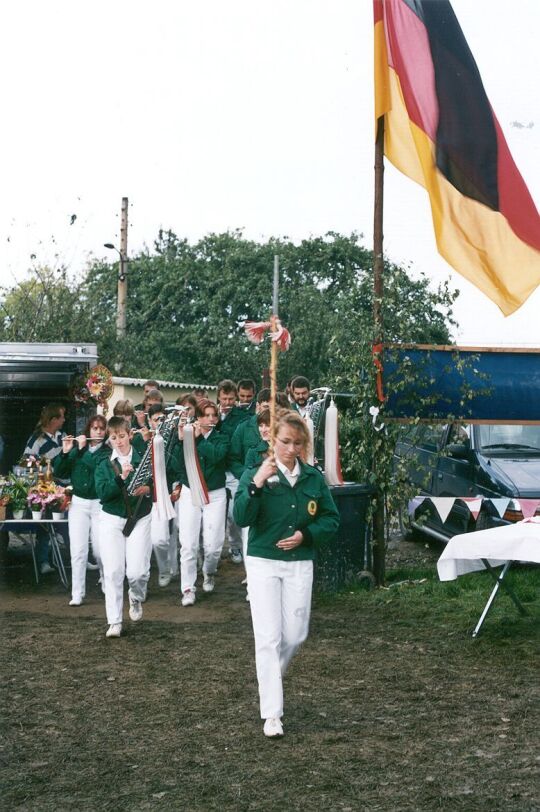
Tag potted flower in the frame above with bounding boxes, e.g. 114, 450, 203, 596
27, 489, 45, 520
45, 486, 68, 520
6, 476, 29, 519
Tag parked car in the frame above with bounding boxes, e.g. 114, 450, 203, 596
394, 422, 540, 541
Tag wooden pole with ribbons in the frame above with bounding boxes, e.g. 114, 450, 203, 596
269, 255, 279, 458
244, 254, 291, 468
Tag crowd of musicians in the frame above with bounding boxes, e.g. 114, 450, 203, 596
21, 376, 339, 738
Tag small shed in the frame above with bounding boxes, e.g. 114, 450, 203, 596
110, 376, 217, 412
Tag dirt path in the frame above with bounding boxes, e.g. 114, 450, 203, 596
2, 533, 537, 812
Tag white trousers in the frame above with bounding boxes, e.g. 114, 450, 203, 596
99, 512, 152, 624
169, 514, 179, 576
225, 472, 242, 553
245, 556, 313, 719
177, 486, 226, 593
151, 504, 171, 577
68, 495, 102, 601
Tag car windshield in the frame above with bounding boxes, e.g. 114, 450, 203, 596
477, 424, 540, 454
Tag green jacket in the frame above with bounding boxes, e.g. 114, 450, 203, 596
244, 439, 269, 471
94, 445, 153, 518
53, 443, 110, 500
218, 406, 251, 439
228, 415, 261, 479
168, 429, 229, 492
233, 461, 339, 561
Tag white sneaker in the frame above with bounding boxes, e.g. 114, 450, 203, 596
106, 623, 122, 638
202, 574, 215, 593
158, 574, 171, 588
69, 597, 83, 606
263, 717, 284, 738
128, 596, 143, 622
181, 589, 196, 607
230, 550, 243, 565
40, 562, 54, 575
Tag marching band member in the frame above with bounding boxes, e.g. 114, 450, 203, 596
95, 416, 153, 638
169, 399, 229, 606
145, 403, 175, 587
54, 415, 109, 606
290, 376, 311, 418
217, 379, 252, 565
234, 410, 339, 738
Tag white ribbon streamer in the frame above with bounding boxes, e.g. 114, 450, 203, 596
183, 424, 210, 507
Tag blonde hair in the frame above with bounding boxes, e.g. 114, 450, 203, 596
273, 410, 311, 463
113, 399, 135, 417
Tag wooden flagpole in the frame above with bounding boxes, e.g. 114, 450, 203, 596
372, 115, 386, 586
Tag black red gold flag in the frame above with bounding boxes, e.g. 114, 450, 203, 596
374, 0, 540, 316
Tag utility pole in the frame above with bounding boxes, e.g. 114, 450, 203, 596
116, 197, 129, 339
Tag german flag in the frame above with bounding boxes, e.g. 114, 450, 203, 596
374, 0, 540, 316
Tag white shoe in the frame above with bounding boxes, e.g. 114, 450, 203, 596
106, 623, 122, 638
263, 717, 284, 738
129, 595, 143, 622
202, 574, 215, 593
69, 597, 83, 606
158, 574, 171, 588
40, 562, 54, 575
230, 550, 243, 565
181, 589, 196, 607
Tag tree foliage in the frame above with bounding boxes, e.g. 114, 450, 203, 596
0, 230, 458, 389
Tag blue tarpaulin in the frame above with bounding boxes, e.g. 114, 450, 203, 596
382, 345, 540, 423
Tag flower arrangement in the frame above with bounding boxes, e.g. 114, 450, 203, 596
27, 481, 66, 512
72, 364, 113, 415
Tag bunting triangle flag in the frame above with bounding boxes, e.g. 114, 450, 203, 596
518, 499, 540, 519
430, 497, 456, 524
488, 498, 510, 519
460, 497, 483, 520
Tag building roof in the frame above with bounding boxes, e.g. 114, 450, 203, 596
112, 376, 217, 391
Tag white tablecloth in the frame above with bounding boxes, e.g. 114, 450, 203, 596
437, 518, 540, 581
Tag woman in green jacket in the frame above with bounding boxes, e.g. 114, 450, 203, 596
54, 415, 109, 606
234, 410, 340, 738
168, 399, 230, 606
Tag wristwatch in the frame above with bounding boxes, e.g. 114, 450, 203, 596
247, 480, 262, 498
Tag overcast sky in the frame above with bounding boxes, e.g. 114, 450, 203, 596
0, 0, 538, 346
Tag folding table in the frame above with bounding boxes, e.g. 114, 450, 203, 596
0, 518, 69, 589
437, 517, 540, 637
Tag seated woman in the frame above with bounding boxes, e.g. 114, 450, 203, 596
234, 410, 339, 739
